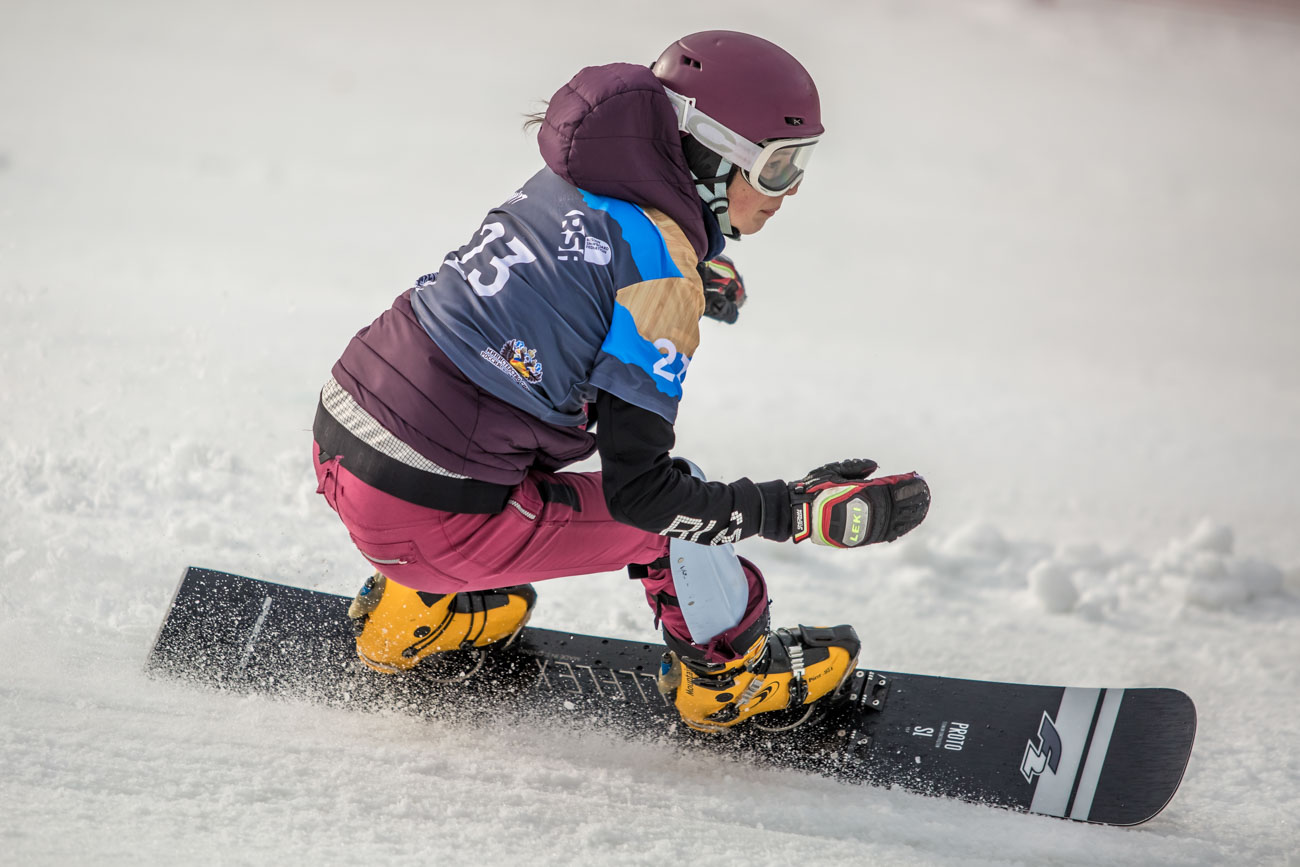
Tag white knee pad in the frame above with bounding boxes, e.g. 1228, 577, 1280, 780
669, 458, 750, 645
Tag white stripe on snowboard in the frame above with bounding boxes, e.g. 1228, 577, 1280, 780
1069, 688, 1125, 821
236, 595, 274, 674
1029, 687, 1100, 817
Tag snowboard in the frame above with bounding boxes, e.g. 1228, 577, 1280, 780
147, 567, 1196, 826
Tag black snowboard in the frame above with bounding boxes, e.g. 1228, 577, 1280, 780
147, 567, 1196, 826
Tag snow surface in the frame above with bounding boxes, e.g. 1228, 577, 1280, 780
3, 0, 1299, 863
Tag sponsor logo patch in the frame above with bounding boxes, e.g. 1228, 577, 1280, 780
583, 236, 611, 265
557, 209, 612, 265
481, 339, 543, 390
841, 497, 870, 546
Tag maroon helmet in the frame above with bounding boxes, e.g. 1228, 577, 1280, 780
653, 31, 821, 234
652, 30, 823, 143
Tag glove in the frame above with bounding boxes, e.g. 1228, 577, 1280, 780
699, 254, 746, 324
790, 459, 930, 547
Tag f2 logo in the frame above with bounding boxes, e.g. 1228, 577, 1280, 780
1021, 711, 1064, 783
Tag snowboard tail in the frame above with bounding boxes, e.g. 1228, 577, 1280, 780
148, 567, 1195, 826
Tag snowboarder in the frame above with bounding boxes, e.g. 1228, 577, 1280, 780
312, 30, 930, 732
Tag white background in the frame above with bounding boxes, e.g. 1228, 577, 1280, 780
2, 0, 1298, 863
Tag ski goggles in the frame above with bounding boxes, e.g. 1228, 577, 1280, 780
664, 88, 819, 197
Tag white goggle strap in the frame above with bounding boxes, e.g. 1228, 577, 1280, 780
663, 88, 763, 174
664, 89, 738, 235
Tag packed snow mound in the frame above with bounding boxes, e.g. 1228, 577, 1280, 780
885, 518, 1295, 618
1155, 519, 1288, 607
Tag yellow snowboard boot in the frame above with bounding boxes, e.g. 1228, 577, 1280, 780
347, 573, 536, 675
659, 625, 861, 733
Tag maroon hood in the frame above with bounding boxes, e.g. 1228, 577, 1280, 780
538, 62, 709, 261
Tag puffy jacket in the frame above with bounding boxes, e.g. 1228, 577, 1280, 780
321, 63, 791, 544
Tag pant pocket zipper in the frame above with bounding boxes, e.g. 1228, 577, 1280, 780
361, 552, 411, 565
507, 499, 537, 521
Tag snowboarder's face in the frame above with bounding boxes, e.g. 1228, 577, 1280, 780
727, 172, 800, 235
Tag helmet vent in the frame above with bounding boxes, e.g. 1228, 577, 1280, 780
785, 116, 805, 126
681, 54, 702, 69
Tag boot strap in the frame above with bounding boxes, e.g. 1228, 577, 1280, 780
734, 675, 767, 708
773, 629, 810, 708
787, 641, 806, 680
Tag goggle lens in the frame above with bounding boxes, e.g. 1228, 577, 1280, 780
749, 140, 818, 196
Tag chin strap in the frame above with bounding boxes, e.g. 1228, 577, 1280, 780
678, 129, 739, 239
694, 162, 736, 238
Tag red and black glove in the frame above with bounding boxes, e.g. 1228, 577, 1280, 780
699, 254, 746, 324
790, 459, 930, 547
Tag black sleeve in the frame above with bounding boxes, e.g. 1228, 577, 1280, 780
595, 390, 792, 543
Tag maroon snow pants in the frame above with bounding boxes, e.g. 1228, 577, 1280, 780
313, 444, 766, 656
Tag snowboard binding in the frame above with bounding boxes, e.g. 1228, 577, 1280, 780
658, 624, 862, 734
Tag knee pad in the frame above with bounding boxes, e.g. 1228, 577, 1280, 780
667, 457, 750, 646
